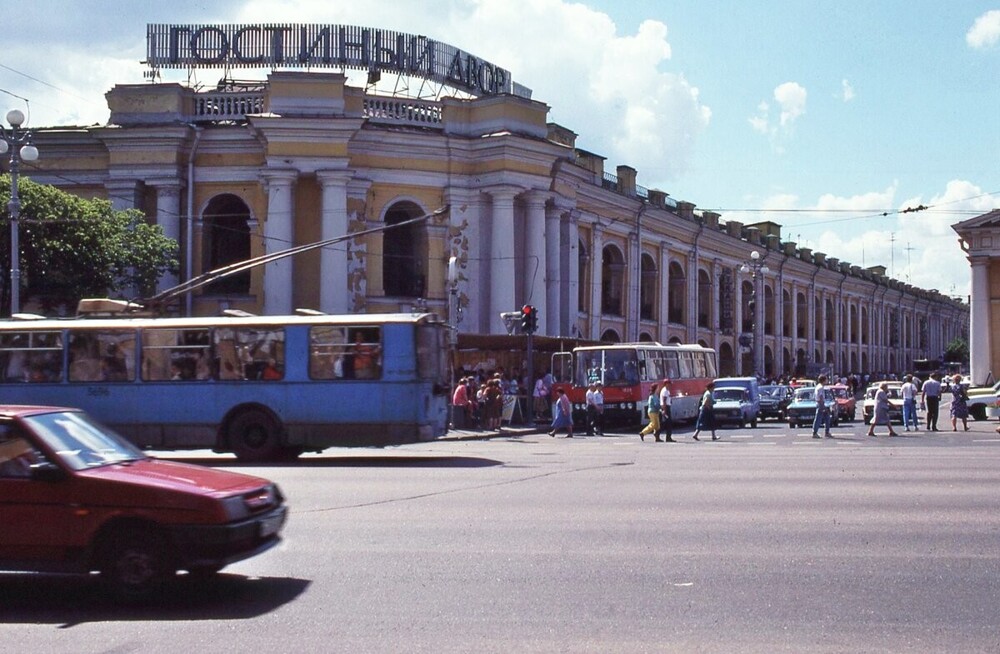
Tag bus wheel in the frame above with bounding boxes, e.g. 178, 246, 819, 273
970, 404, 987, 421
228, 409, 282, 462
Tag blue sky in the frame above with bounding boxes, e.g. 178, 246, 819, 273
2, 1, 998, 298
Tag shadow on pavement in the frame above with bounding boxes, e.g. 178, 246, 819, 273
171, 455, 505, 469
0, 572, 310, 625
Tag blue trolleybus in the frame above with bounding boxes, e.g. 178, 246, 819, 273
0, 304, 451, 461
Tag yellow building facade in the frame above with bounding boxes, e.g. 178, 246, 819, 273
22, 25, 966, 379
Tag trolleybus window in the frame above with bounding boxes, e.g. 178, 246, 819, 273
308, 326, 382, 380
141, 328, 211, 381
1, 331, 63, 382
67, 330, 134, 382
214, 327, 285, 381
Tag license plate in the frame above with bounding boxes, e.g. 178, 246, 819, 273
258, 512, 284, 538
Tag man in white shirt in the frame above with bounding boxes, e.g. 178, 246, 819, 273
901, 374, 919, 432
586, 382, 604, 435
658, 380, 674, 442
921, 373, 942, 431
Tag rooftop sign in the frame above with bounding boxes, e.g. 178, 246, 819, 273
146, 24, 530, 98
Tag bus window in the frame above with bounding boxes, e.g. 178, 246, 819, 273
348, 328, 381, 380
141, 328, 211, 381
664, 351, 680, 379
603, 349, 639, 386
309, 326, 349, 379
1, 331, 63, 382
68, 331, 133, 382
215, 327, 285, 381
416, 324, 448, 383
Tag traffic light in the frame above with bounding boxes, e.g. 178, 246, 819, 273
520, 305, 538, 334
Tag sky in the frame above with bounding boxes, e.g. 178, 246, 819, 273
2, 0, 998, 300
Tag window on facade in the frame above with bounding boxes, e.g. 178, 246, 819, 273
67, 330, 134, 382
141, 328, 211, 381
698, 269, 712, 328
203, 194, 252, 294
309, 326, 382, 380
383, 203, 427, 298
668, 261, 685, 324
1, 331, 64, 382
601, 245, 625, 316
639, 253, 656, 321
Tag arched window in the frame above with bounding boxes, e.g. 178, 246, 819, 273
668, 261, 686, 324
382, 202, 427, 298
639, 253, 657, 321
600, 329, 621, 343
202, 194, 252, 294
697, 269, 712, 328
601, 245, 625, 316
578, 241, 590, 313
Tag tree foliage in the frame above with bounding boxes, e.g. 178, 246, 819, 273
0, 174, 178, 315
943, 337, 969, 364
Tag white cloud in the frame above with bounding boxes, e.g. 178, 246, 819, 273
774, 82, 807, 127
840, 79, 855, 102
967, 10, 1000, 49
749, 82, 806, 151
231, 0, 712, 181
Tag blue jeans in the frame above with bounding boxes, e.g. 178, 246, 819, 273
812, 408, 831, 435
902, 398, 918, 429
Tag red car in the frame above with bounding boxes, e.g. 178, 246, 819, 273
0, 405, 287, 601
829, 384, 857, 422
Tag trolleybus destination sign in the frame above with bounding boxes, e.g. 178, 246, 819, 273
146, 23, 527, 98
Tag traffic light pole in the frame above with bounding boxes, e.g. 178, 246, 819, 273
525, 331, 534, 425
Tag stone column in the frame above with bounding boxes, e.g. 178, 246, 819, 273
563, 209, 580, 336
316, 170, 351, 314
545, 201, 566, 336
970, 256, 991, 385
148, 181, 183, 292
260, 169, 298, 315
105, 180, 142, 212
488, 187, 519, 334
589, 223, 604, 339
658, 247, 671, 341
523, 191, 549, 334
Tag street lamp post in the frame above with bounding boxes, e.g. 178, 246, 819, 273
739, 250, 770, 377
0, 109, 39, 317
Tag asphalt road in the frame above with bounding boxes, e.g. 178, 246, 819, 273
5, 416, 1000, 653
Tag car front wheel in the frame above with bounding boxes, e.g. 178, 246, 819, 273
97, 526, 172, 603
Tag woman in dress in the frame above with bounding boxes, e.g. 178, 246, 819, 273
866, 382, 899, 437
950, 374, 969, 432
548, 388, 574, 438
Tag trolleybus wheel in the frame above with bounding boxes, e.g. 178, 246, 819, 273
228, 409, 283, 462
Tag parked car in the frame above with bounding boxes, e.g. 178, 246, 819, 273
758, 384, 793, 421
786, 386, 839, 429
862, 382, 904, 424
712, 377, 760, 427
0, 405, 288, 601
829, 384, 857, 422
711, 386, 757, 427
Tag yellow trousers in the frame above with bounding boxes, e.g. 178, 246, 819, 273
639, 410, 660, 435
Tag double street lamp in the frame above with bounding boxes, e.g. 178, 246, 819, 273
739, 250, 770, 377
0, 109, 39, 317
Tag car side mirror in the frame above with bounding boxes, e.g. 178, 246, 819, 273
30, 461, 66, 482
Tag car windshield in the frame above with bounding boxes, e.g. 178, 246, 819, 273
794, 389, 816, 402
714, 389, 744, 401
23, 411, 147, 471
761, 386, 785, 398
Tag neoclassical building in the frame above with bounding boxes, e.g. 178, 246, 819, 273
22, 25, 966, 379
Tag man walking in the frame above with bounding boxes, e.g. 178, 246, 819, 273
922, 372, 942, 431
812, 374, 833, 439
901, 374, 919, 432
658, 380, 674, 442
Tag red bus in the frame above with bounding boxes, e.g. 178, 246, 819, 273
551, 342, 718, 426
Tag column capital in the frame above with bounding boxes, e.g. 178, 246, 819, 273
316, 169, 353, 187
260, 168, 299, 188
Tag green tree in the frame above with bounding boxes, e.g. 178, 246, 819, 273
943, 337, 969, 364
0, 174, 178, 315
